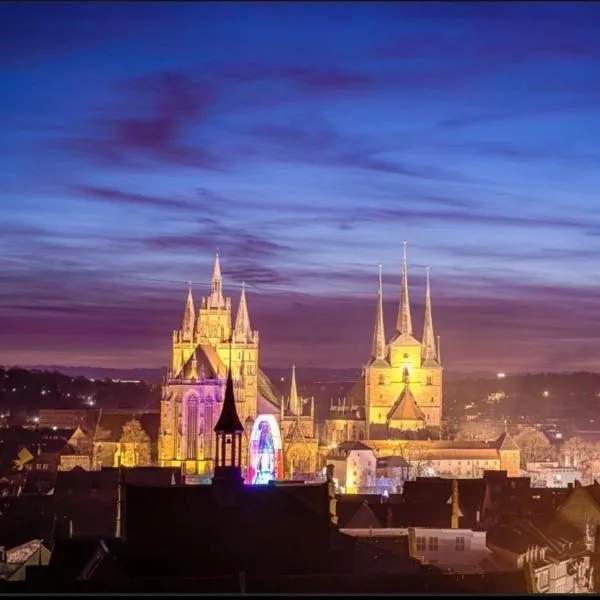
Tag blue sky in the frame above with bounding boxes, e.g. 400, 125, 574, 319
1, 2, 599, 372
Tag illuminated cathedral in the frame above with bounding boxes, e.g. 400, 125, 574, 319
322, 242, 443, 445
158, 254, 319, 481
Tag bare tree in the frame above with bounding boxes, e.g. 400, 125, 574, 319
514, 427, 553, 468
119, 419, 151, 467
456, 421, 502, 442
559, 437, 600, 484
393, 442, 433, 482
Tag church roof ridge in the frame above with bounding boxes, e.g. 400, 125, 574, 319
387, 383, 425, 422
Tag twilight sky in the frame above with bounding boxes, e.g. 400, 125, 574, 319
1, 2, 600, 374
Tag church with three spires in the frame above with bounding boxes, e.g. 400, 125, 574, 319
322, 242, 443, 445
158, 253, 320, 480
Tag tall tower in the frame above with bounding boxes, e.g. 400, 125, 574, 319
361, 245, 444, 435
221, 283, 259, 425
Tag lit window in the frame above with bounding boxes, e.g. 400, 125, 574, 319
456, 537, 465, 551
416, 536, 426, 551
428, 537, 439, 551
426, 375, 432, 385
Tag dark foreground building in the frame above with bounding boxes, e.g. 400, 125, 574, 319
1, 369, 528, 594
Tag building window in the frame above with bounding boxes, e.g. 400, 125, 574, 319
378, 375, 384, 385
455, 537, 465, 551
402, 368, 409, 383
416, 537, 426, 551
403, 353, 409, 359
426, 375, 432, 385
428, 537, 439, 551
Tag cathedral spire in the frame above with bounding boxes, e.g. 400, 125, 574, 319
371, 265, 386, 361
396, 240, 413, 336
234, 282, 252, 342
289, 365, 300, 416
182, 281, 195, 340
421, 266, 437, 361
208, 251, 225, 309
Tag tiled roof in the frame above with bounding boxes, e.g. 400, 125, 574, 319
494, 432, 520, 451
257, 369, 283, 410
177, 345, 223, 380
387, 385, 425, 423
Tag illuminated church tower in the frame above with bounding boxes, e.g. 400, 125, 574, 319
159, 253, 287, 477
324, 242, 443, 444
279, 366, 320, 478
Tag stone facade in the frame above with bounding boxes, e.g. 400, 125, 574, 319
158, 254, 319, 478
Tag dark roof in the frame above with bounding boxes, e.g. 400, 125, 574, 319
124, 481, 334, 577
94, 411, 159, 444
402, 478, 487, 527
344, 502, 383, 529
0, 495, 56, 548
213, 370, 243, 433
22, 470, 58, 495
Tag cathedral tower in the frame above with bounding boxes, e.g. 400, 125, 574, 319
159, 254, 293, 479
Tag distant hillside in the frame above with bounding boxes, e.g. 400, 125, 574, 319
20, 364, 492, 384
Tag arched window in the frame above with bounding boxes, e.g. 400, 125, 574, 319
186, 395, 198, 460
378, 374, 385, 385
426, 375, 433, 385
402, 367, 409, 383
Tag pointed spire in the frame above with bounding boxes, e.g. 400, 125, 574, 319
289, 365, 300, 416
234, 282, 252, 342
421, 266, 437, 361
182, 281, 195, 340
396, 240, 413, 336
214, 337, 244, 434
208, 251, 225, 309
371, 265, 386, 361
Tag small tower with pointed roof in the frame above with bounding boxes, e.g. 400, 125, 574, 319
280, 365, 319, 478
495, 428, 521, 477
213, 359, 245, 486
197, 252, 232, 346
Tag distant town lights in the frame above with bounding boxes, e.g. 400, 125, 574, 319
496, 372, 506, 379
